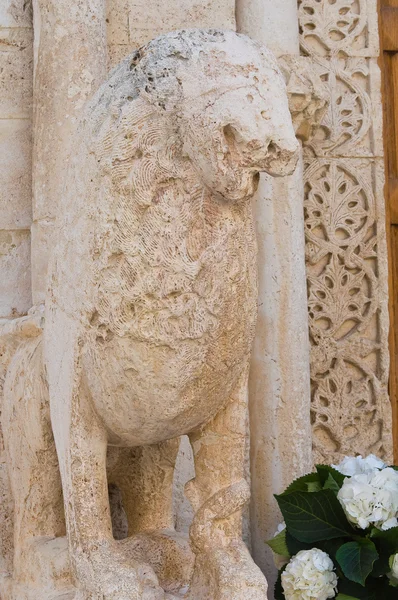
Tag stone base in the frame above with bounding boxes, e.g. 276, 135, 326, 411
7, 536, 76, 600
5, 535, 188, 600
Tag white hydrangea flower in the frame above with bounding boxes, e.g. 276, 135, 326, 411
389, 553, 398, 584
337, 467, 398, 530
272, 522, 289, 570
332, 454, 385, 477
281, 549, 338, 600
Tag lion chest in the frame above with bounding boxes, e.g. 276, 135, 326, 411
84, 186, 257, 444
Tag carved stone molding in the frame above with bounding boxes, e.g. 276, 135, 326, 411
298, 0, 380, 58
279, 55, 329, 142
304, 159, 391, 461
298, 0, 393, 462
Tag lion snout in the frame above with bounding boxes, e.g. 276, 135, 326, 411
262, 137, 300, 177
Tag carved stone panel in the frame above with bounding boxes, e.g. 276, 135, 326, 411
298, 0, 393, 462
305, 158, 391, 461
298, 0, 380, 58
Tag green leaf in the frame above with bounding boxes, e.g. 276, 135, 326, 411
266, 529, 290, 558
275, 489, 354, 543
284, 472, 322, 493
323, 538, 348, 562
307, 480, 323, 492
336, 595, 360, 600
324, 472, 342, 494
370, 527, 398, 555
285, 530, 312, 556
316, 464, 346, 489
336, 540, 379, 586
370, 527, 398, 576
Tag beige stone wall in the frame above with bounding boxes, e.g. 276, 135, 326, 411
107, 0, 236, 68
298, 0, 393, 464
0, 0, 33, 589
0, 1, 32, 318
31, 0, 107, 304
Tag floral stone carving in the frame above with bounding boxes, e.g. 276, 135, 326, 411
298, 0, 392, 463
0, 30, 299, 600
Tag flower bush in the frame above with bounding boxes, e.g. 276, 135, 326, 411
267, 455, 398, 600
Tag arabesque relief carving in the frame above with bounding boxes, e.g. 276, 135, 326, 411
0, 29, 299, 600
298, 0, 392, 462
302, 57, 372, 157
298, 0, 368, 57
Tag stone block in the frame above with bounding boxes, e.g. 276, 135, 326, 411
108, 43, 130, 69
236, 0, 299, 57
128, 0, 236, 48
0, 119, 32, 229
107, 0, 129, 47
0, 0, 32, 28
0, 229, 31, 317
30, 219, 54, 306
0, 28, 33, 119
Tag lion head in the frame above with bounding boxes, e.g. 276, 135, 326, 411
89, 29, 299, 204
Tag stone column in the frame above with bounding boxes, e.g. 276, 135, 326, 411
0, 1, 33, 590
31, 0, 107, 304
236, 0, 313, 584
0, 0, 33, 319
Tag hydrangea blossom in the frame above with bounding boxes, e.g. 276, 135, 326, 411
332, 454, 385, 477
281, 549, 338, 600
389, 554, 398, 585
337, 467, 398, 530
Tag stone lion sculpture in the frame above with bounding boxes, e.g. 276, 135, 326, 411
0, 29, 299, 600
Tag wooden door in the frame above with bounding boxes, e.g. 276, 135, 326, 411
380, 0, 398, 459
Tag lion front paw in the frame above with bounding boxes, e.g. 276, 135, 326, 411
101, 566, 164, 600
75, 542, 165, 600
187, 539, 268, 600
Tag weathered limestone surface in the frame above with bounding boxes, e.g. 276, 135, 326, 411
0, 2, 390, 600
1, 29, 299, 600
0, 121, 32, 231
31, 0, 107, 304
0, 5, 33, 594
298, 0, 393, 464
108, 0, 236, 68
0, 2, 32, 319
236, 0, 299, 57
